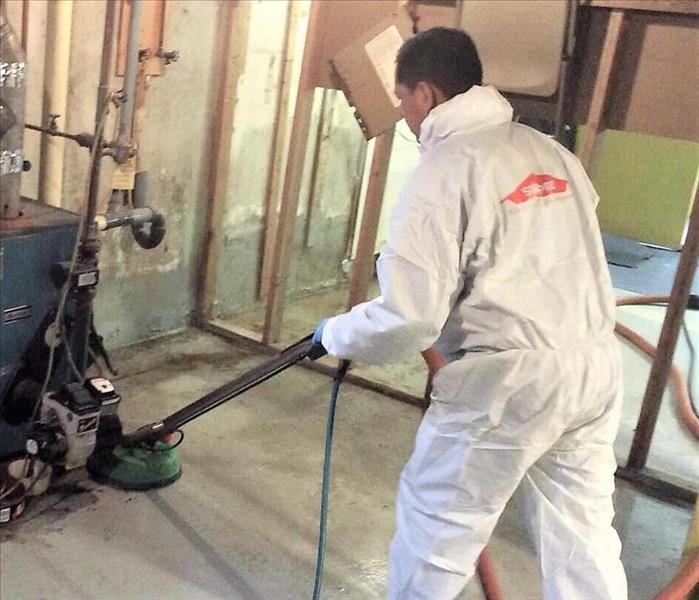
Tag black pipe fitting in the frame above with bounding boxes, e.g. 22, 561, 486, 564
132, 212, 166, 250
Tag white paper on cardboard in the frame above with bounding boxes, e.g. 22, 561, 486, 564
364, 25, 403, 108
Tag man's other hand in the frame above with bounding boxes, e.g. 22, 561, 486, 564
308, 320, 328, 360
421, 346, 447, 376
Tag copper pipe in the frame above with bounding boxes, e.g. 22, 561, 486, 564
20, 0, 29, 51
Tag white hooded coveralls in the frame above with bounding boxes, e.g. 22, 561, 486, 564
322, 86, 627, 599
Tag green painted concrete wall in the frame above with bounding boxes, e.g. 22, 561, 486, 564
578, 127, 698, 249
213, 2, 366, 321
8, 1, 219, 348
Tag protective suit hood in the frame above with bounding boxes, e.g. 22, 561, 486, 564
419, 85, 514, 150
322, 79, 616, 361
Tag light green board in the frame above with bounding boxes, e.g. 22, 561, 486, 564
577, 128, 698, 249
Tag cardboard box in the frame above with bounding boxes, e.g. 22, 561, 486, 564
311, 0, 402, 90
331, 5, 414, 140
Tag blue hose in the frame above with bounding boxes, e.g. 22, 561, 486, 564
312, 359, 351, 600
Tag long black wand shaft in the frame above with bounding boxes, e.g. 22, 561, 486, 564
121, 336, 314, 446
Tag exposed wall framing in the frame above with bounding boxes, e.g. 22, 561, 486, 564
347, 127, 395, 309
197, 0, 251, 321
262, 0, 322, 344
578, 8, 624, 169
576, 2, 699, 486
195, 2, 697, 502
259, 0, 303, 301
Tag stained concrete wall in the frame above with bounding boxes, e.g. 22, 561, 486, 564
5, 0, 411, 345
90, 1, 218, 346
212, 0, 292, 319
213, 1, 366, 320
5, 0, 219, 348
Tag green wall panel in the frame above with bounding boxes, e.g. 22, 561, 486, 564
577, 128, 698, 249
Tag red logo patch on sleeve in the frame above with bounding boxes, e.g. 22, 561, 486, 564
502, 173, 569, 204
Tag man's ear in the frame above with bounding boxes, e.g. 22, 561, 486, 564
414, 81, 436, 112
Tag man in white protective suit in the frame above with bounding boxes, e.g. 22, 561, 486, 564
310, 28, 627, 600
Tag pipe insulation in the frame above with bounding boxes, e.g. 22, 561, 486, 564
0, 3, 26, 220
39, 0, 73, 207
94, 207, 154, 231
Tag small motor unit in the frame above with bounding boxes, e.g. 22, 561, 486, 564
41, 384, 101, 470
39, 378, 121, 470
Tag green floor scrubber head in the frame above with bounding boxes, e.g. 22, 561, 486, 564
89, 336, 314, 492
87, 436, 182, 491
82, 336, 373, 599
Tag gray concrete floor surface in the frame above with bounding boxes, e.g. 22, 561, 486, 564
226, 284, 699, 487
0, 330, 693, 599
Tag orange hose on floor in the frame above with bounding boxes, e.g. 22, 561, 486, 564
652, 552, 699, 600
616, 295, 674, 307
477, 548, 504, 600
614, 295, 699, 440
417, 294, 696, 600
616, 296, 699, 600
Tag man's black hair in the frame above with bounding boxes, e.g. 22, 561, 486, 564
396, 27, 483, 99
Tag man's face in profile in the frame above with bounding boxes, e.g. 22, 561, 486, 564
395, 80, 442, 140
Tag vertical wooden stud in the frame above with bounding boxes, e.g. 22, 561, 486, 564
259, 0, 302, 300
302, 88, 332, 250
627, 193, 699, 469
263, 0, 323, 344
343, 140, 369, 261
197, 0, 251, 321
347, 127, 395, 309
578, 8, 624, 171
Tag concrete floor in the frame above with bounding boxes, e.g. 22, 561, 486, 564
0, 329, 694, 599
226, 284, 699, 487
225, 281, 431, 401
614, 297, 699, 486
